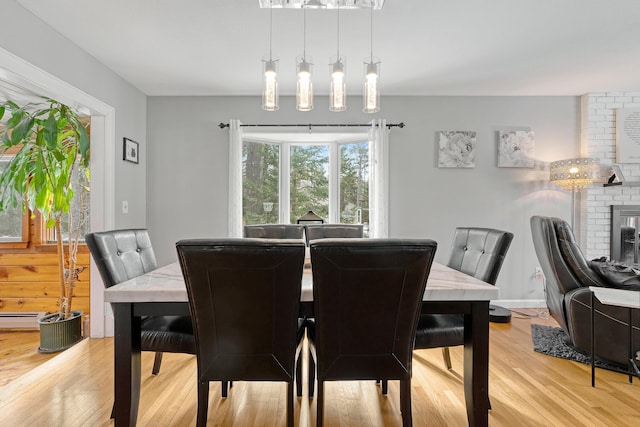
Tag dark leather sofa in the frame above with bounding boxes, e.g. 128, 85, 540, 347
530, 216, 640, 367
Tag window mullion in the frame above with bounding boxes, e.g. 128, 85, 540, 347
329, 143, 339, 223
281, 142, 291, 224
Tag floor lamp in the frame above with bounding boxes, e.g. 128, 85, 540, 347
550, 158, 601, 230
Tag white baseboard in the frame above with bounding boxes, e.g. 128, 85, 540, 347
0, 312, 45, 329
491, 299, 546, 308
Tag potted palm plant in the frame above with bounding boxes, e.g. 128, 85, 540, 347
0, 98, 90, 353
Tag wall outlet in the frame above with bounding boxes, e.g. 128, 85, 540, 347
122, 200, 129, 214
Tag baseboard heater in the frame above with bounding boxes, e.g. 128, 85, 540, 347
0, 312, 46, 329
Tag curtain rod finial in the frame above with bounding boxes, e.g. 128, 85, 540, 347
219, 122, 229, 129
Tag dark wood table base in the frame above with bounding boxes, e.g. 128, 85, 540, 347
113, 300, 489, 426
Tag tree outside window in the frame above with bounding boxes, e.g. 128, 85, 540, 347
242, 137, 369, 228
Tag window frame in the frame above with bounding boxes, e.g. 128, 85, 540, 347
243, 133, 369, 225
0, 151, 29, 247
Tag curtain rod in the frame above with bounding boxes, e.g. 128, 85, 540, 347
218, 122, 405, 129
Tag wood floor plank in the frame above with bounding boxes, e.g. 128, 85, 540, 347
0, 310, 638, 426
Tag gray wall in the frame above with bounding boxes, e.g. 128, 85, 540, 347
0, 0, 147, 229
147, 95, 579, 304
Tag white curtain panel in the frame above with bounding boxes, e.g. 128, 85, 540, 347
228, 119, 243, 237
369, 119, 389, 238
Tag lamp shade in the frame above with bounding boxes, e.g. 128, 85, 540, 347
550, 158, 600, 190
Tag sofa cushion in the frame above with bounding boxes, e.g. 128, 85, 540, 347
588, 257, 640, 292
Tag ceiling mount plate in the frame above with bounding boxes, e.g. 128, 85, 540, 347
258, 0, 385, 10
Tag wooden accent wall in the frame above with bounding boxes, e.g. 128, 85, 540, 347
0, 217, 91, 316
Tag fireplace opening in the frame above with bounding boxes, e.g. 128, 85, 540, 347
610, 205, 640, 266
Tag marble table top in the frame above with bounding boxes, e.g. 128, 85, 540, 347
104, 261, 499, 304
589, 286, 640, 310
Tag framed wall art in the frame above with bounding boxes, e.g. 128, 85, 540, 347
123, 138, 139, 164
438, 131, 476, 168
497, 130, 535, 167
616, 109, 640, 163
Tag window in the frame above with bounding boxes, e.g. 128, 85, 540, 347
290, 144, 329, 222
243, 142, 280, 225
242, 135, 369, 229
0, 155, 90, 245
0, 156, 25, 242
340, 142, 369, 225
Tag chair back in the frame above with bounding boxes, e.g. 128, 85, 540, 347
176, 238, 305, 382
530, 216, 604, 332
310, 238, 437, 381
304, 224, 364, 246
243, 224, 305, 239
85, 229, 157, 288
447, 227, 513, 285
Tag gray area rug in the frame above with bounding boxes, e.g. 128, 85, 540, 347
530, 323, 620, 371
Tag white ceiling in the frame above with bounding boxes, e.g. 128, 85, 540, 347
15, 0, 640, 97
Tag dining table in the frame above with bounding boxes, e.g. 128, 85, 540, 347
104, 261, 498, 427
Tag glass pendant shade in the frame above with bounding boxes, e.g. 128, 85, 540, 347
262, 58, 279, 111
296, 57, 314, 111
329, 57, 346, 112
363, 60, 380, 113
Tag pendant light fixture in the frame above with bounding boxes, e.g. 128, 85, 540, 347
329, 3, 346, 112
363, 3, 380, 113
296, 6, 314, 111
262, 1, 279, 111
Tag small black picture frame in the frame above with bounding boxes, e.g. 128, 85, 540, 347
123, 138, 139, 164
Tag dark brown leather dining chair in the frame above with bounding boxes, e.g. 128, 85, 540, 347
303, 223, 364, 246
308, 238, 438, 426
176, 238, 306, 427
86, 229, 195, 374
414, 227, 513, 371
86, 229, 196, 417
243, 224, 305, 239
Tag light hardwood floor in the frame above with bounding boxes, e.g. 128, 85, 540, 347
0, 310, 638, 426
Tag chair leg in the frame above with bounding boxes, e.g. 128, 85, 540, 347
308, 348, 315, 398
197, 380, 209, 427
221, 381, 230, 398
296, 350, 303, 397
400, 379, 412, 427
381, 379, 388, 395
442, 347, 452, 370
287, 381, 294, 427
152, 352, 163, 375
317, 381, 324, 427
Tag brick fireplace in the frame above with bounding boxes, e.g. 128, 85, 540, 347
581, 92, 640, 260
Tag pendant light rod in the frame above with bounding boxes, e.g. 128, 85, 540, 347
303, 7, 307, 59
269, 1, 273, 59
369, 3, 373, 62
337, 4, 340, 58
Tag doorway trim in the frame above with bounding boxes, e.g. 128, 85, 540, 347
0, 47, 115, 338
